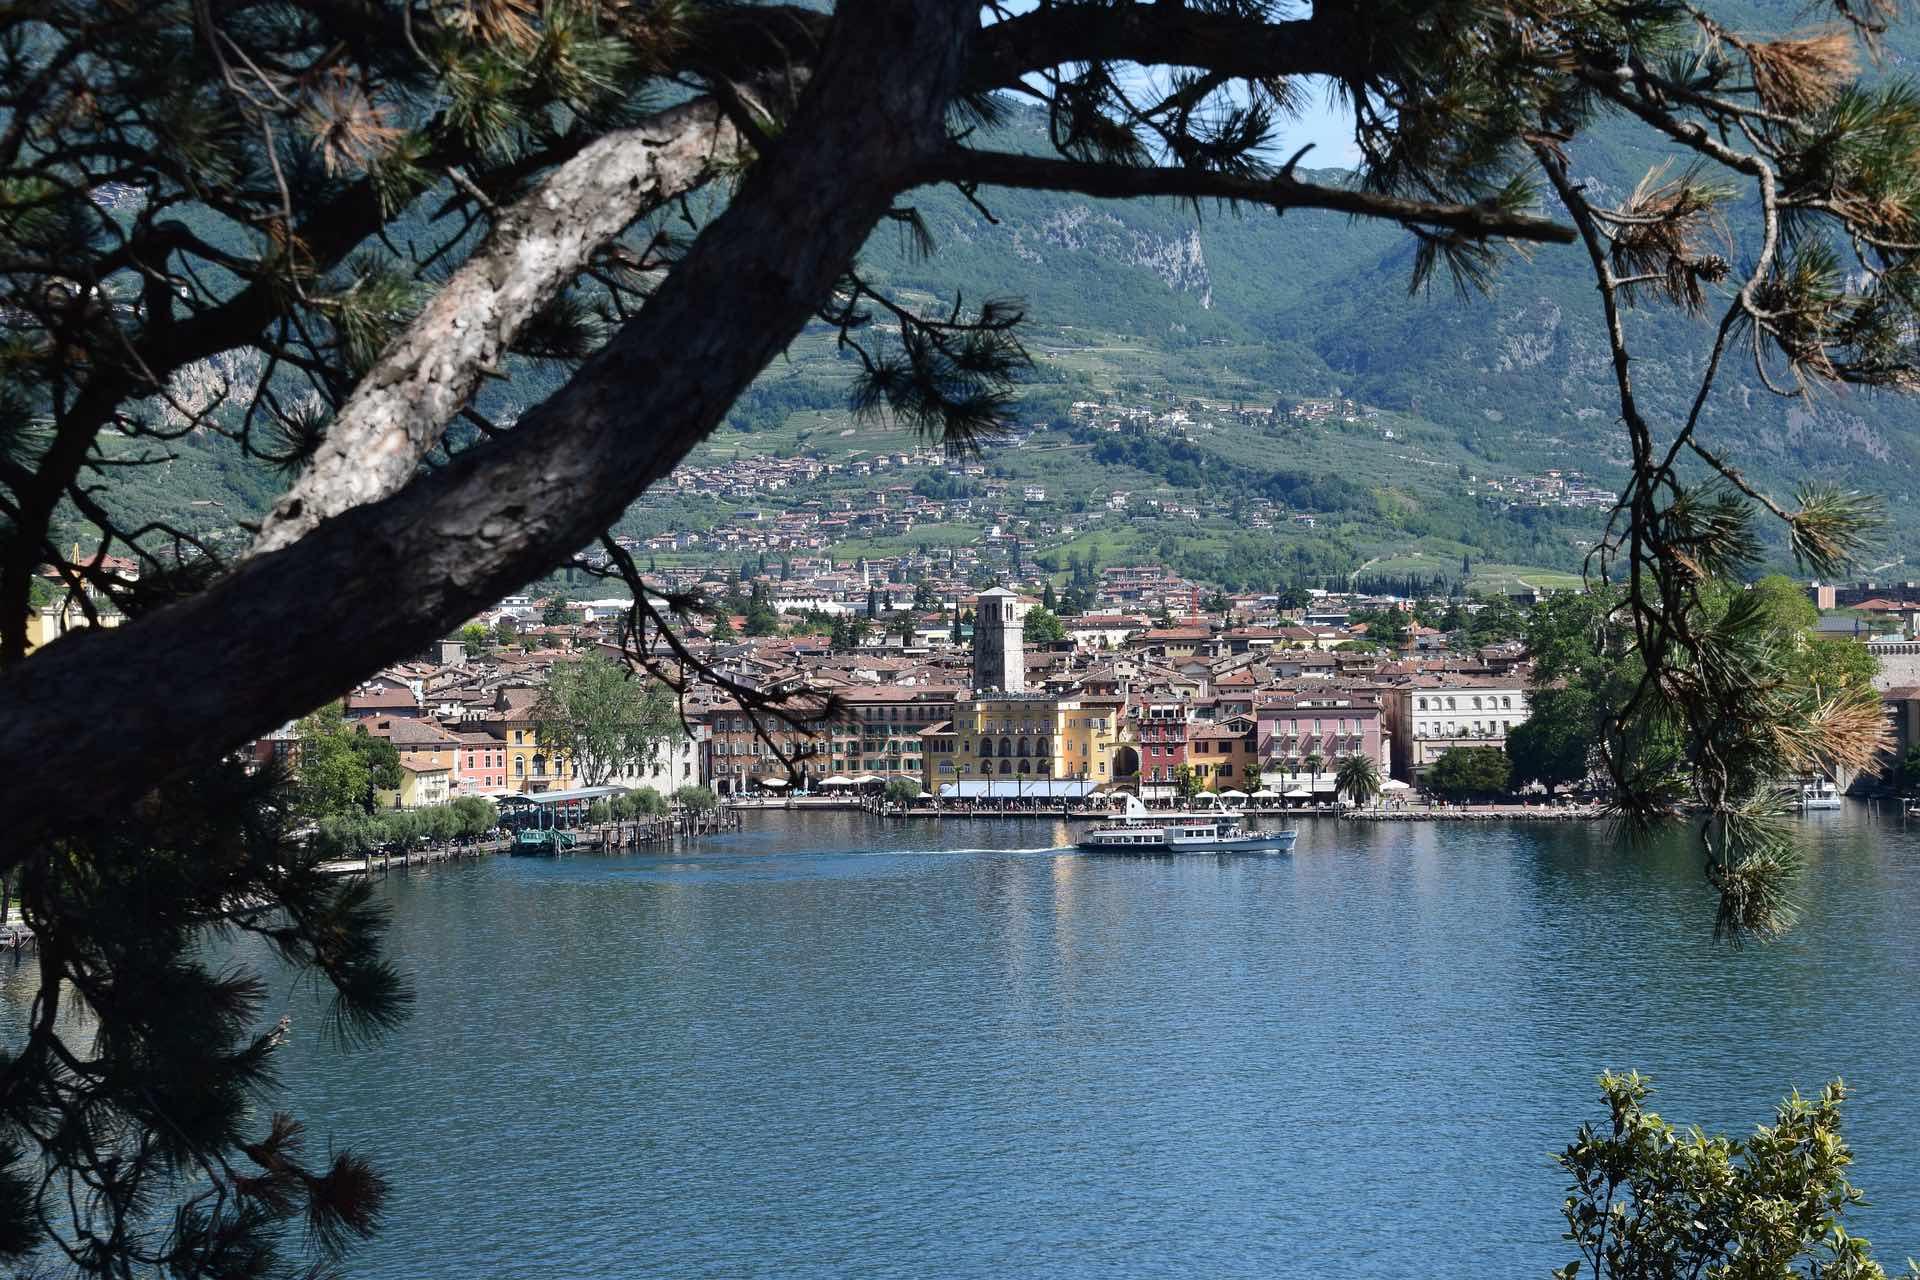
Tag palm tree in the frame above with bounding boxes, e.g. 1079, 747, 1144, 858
1335, 754, 1382, 809
1301, 751, 1324, 780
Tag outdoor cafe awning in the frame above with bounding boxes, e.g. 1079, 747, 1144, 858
939, 780, 1101, 800
755, 776, 790, 787
499, 786, 623, 807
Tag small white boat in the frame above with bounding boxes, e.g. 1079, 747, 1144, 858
1077, 794, 1297, 854
1794, 777, 1842, 810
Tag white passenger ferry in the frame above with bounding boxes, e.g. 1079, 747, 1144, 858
1792, 776, 1843, 810
1077, 794, 1298, 854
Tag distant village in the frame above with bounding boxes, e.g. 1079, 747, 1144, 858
34, 551, 1893, 813
26, 392, 1920, 816
618, 396, 1627, 571
634, 429, 1272, 562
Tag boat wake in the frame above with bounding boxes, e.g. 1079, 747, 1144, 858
861, 845, 1067, 857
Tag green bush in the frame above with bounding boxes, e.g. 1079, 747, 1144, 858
614, 787, 668, 818
313, 813, 379, 858
449, 795, 499, 837
884, 777, 921, 805
1428, 746, 1512, 800
672, 784, 718, 812
1556, 1074, 1893, 1280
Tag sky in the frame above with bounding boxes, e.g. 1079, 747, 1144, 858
1268, 79, 1362, 169
991, 1, 1364, 170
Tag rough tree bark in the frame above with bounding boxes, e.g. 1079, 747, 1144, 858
251, 92, 766, 555
0, 0, 975, 845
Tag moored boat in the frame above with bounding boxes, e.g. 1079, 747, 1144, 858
510, 827, 577, 856
1792, 777, 1843, 810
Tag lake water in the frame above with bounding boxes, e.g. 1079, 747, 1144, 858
247, 809, 1920, 1275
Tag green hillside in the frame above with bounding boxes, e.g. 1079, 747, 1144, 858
69, 0, 1920, 586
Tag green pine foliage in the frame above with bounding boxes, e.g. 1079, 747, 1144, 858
11, 762, 412, 1269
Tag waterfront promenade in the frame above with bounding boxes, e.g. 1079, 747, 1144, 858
730, 794, 1606, 822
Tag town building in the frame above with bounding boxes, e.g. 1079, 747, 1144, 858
1129, 697, 1189, 797
836, 686, 963, 785
1383, 677, 1529, 781
1187, 715, 1260, 791
920, 694, 1120, 792
375, 761, 454, 809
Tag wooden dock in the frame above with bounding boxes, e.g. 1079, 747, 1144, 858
316, 807, 741, 877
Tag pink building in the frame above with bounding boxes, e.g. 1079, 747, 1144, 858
455, 730, 511, 796
1254, 691, 1387, 775
1131, 697, 1190, 796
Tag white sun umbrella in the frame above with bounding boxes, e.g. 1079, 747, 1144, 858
1283, 787, 1313, 799
1217, 788, 1248, 799
1251, 788, 1279, 798
1380, 778, 1412, 791
917, 790, 935, 800
757, 777, 789, 788
819, 775, 854, 787
851, 774, 884, 786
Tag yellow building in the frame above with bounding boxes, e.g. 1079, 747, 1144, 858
494, 722, 576, 793
25, 553, 136, 655
921, 694, 1120, 792
375, 762, 454, 810
24, 602, 124, 655
480, 685, 576, 793
363, 717, 460, 774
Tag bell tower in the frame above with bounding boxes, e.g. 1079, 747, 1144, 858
972, 588, 1025, 693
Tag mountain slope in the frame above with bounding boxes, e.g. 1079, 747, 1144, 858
74, 2, 1920, 579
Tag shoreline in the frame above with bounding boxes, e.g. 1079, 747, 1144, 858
728, 797, 1610, 823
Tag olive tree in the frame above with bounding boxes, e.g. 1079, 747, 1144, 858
1556, 1073, 1908, 1280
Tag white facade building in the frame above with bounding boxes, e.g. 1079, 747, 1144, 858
609, 726, 708, 793
1384, 679, 1530, 781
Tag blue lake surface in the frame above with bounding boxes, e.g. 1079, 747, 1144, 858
253, 808, 1920, 1277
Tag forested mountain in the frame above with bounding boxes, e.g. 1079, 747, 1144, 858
86, 0, 1920, 580
853, 95, 1920, 521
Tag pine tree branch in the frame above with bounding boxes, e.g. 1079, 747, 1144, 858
250, 89, 775, 555
0, 130, 595, 664
0, 0, 976, 848
918, 147, 1576, 244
